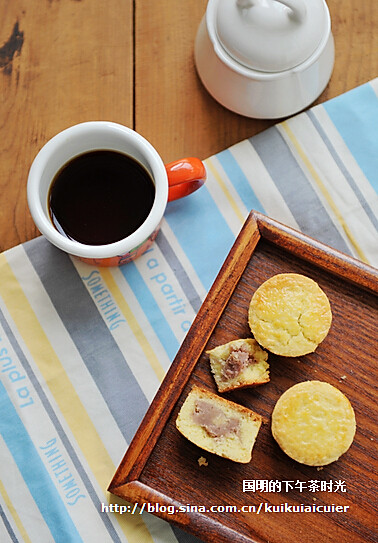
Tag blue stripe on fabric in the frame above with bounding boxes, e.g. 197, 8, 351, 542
307, 109, 378, 230
0, 305, 123, 543
0, 380, 83, 543
120, 261, 180, 360
324, 82, 378, 193
216, 149, 265, 213
164, 186, 236, 292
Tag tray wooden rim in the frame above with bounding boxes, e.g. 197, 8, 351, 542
108, 210, 378, 542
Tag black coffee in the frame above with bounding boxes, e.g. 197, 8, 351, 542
48, 150, 155, 245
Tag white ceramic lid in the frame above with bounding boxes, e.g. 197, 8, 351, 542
214, 0, 329, 72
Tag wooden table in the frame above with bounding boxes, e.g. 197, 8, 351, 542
1, 0, 377, 253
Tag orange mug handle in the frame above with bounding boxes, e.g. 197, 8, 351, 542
165, 157, 207, 202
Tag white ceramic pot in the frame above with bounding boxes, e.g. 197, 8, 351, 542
195, 0, 335, 119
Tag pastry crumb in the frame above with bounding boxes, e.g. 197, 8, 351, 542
198, 456, 208, 467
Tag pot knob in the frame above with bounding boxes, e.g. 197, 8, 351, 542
236, 0, 306, 21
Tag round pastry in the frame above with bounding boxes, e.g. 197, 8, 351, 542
271, 380, 356, 466
248, 273, 332, 357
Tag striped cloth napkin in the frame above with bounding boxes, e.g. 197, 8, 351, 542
0, 78, 377, 543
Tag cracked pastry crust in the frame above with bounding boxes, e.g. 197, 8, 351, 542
248, 273, 332, 357
207, 338, 269, 393
271, 381, 356, 466
176, 385, 262, 463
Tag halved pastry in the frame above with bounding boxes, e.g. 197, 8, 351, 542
207, 338, 269, 393
176, 385, 262, 463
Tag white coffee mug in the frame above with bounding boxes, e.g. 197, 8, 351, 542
27, 121, 206, 266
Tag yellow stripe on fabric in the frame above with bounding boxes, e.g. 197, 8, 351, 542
281, 121, 368, 263
0, 254, 155, 543
0, 480, 33, 543
100, 268, 165, 382
206, 157, 245, 224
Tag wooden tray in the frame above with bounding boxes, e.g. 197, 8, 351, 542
109, 211, 378, 543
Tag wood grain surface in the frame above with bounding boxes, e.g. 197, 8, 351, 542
109, 212, 378, 543
0, 0, 377, 252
